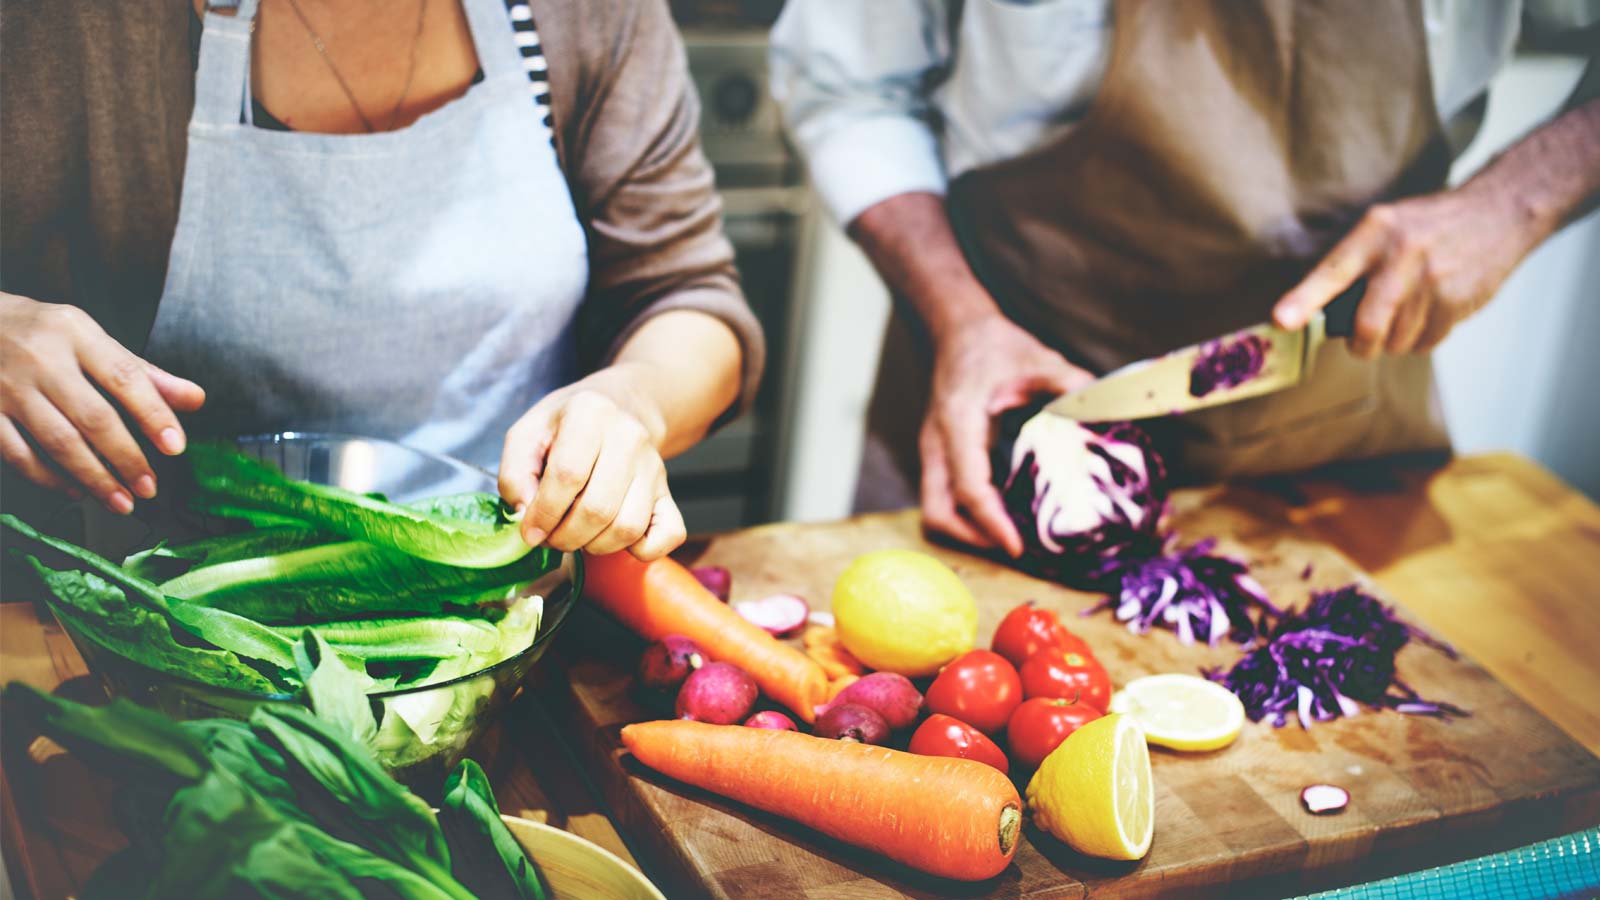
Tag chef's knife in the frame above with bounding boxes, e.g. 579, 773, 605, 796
1043, 280, 1365, 423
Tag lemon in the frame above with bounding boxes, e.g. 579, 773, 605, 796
830, 550, 977, 676
1109, 673, 1244, 752
1027, 714, 1154, 860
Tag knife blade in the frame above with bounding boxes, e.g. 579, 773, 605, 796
1043, 280, 1365, 423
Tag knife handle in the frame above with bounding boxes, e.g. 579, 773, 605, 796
1323, 279, 1366, 339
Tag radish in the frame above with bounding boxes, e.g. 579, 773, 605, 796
743, 710, 799, 731
816, 672, 924, 731
733, 593, 809, 636
637, 635, 706, 692
676, 662, 759, 725
814, 703, 890, 745
690, 566, 732, 602
807, 610, 836, 628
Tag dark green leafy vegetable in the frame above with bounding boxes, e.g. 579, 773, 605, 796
124, 527, 335, 582
440, 760, 547, 900
159, 540, 549, 624
24, 558, 281, 693
4, 681, 545, 899
188, 443, 532, 568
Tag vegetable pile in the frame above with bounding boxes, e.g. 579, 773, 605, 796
1084, 537, 1281, 646
1208, 585, 1467, 729
2, 443, 561, 771
3, 634, 546, 900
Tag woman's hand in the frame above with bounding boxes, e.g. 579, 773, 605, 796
499, 364, 687, 561
0, 293, 205, 512
921, 312, 1094, 557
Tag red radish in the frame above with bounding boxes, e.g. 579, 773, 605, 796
676, 662, 758, 725
813, 703, 890, 745
1301, 784, 1349, 814
815, 672, 923, 730
691, 566, 732, 602
637, 635, 706, 692
743, 711, 798, 731
807, 610, 836, 628
732, 593, 809, 636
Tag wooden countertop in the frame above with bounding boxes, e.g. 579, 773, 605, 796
2, 452, 1598, 898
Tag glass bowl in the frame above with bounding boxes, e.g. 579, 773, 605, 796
55, 432, 582, 788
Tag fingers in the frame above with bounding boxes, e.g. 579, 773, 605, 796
985, 365, 1094, 416
40, 375, 157, 500
522, 399, 607, 546
1413, 304, 1458, 354
544, 418, 651, 553
141, 361, 207, 416
1273, 208, 1390, 329
943, 403, 1023, 557
628, 492, 686, 561
499, 399, 559, 518
1349, 249, 1421, 359
587, 471, 658, 557
918, 420, 995, 549
16, 396, 133, 513
0, 416, 72, 494
77, 327, 192, 461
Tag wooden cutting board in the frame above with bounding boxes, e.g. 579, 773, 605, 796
548, 463, 1600, 899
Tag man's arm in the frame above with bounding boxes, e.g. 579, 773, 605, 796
1274, 95, 1600, 356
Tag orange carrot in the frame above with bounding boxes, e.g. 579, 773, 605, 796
802, 624, 867, 679
585, 552, 829, 722
620, 720, 1022, 881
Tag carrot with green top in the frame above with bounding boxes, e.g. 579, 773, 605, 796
620, 719, 1022, 881
584, 552, 829, 722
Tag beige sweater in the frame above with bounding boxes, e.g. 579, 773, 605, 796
0, 0, 764, 408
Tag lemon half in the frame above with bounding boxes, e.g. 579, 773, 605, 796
1108, 673, 1245, 752
1027, 714, 1154, 860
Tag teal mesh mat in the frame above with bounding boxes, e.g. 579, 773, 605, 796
1292, 828, 1600, 900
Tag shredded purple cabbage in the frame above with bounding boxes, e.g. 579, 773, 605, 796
994, 409, 1168, 590
1189, 334, 1269, 397
1208, 585, 1466, 729
1082, 537, 1282, 646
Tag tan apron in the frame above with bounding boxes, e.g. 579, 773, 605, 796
856, 0, 1453, 512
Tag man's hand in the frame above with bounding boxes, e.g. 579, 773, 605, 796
921, 313, 1093, 556
0, 293, 205, 512
1274, 97, 1600, 355
1271, 184, 1535, 357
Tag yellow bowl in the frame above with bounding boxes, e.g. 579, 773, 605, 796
502, 815, 666, 900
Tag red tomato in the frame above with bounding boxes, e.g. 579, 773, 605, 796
924, 650, 1023, 734
908, 714, 1010, 774
1006, 697, 1103, 770
990, 601, 1095, 668
1019, 649, 1112, 712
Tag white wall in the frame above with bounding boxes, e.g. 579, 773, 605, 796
1433, 55, 1599, 499
781, 53, 1600, 522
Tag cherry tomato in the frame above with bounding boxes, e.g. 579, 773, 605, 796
1006, 697, 1103, 770
990, 600, 1095, 668
908, 714, 1010, 774
924, 649, 1023, 734
1019, 649, 1112, 712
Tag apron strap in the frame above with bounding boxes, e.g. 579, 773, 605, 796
191, 0, 260, 129
460, 0, 528, 82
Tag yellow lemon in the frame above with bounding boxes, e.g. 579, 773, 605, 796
1027, 714, 1154, 860
830, 550, 977, 676
1109, 673, 1245, 752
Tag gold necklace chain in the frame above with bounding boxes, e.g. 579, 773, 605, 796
277, 0, 429, 133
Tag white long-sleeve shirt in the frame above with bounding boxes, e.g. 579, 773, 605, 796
771, 0, 1598, 227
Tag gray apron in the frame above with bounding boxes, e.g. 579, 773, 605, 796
858, 0, 1452, 511
147, 0, 588, 475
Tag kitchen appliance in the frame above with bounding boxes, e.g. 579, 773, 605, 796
667, 26, 811, 533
